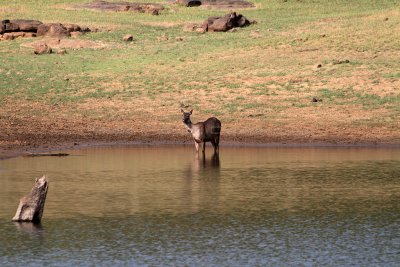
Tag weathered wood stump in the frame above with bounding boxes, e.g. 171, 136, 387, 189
12, 176, 49, 223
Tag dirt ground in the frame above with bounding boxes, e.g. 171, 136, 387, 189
1, 100, 399, 160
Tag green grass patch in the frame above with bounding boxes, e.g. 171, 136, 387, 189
0, 0, 399, 128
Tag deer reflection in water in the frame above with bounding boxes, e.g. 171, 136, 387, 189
185, 151, 221, 180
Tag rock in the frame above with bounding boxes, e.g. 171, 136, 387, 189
203, 12, 252, 32
236, 15, 250, 27
176, 0, 202, 7
37, 23, 70, 38
10, 19, 42, 32
1, 31, 35, 41
5, 22, 19, 32
123, 34, 134, 42
12, 176, 49, 223
34, 43, 52, 55
3, 33, 15, 40
4, 32, 26, 39
0, 19, 90, 40
62, 23, 81, 32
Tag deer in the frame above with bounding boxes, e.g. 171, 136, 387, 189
181, 109, 221, 154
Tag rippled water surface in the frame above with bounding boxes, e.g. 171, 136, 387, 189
1, 146, 400, 266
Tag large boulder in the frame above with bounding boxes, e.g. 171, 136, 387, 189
0, 19, 43, 33
202, 12, 251, 32
10, 19, 43, 32
176, 0, 202, 7
5, 22, 20, 32
37, 23, 70, 38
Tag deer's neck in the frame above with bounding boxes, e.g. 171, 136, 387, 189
183, 120, 193, 132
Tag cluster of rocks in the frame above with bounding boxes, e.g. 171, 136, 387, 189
184, 12, 255, 33
79, 1, 164, 15
0, 19, 91, 41
203, 12, 253, 32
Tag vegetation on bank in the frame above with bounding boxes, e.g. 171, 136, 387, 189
0, 0, 399, 141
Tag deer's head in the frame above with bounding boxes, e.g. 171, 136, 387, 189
181, 109, 193, 124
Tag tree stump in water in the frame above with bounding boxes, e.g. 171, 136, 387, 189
12, 176, 49, 223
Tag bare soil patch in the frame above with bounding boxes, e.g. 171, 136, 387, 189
78, 1, 164, 15
22, 38, 107, 50
1, 96, 399, 160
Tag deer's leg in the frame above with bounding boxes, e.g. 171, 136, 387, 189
213, 136, 220, 154
202, 142, 206, 154
194, 141, 199, 152
211, 140, 217, 153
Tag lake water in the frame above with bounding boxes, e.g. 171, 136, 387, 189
1, 145, 400, 266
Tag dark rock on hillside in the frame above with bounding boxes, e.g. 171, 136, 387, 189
37, 23, 87, 38
11, 19, 43, 32
2, 32, 36, 40
5, 22, 20, 32
1, 19, 90, 40
175, 0, 254, 9
202, 12, 253, 32
176, 0, 202, 7
37, 23, 70, 38
0, 19, 43, 34
62, 23, 82, 33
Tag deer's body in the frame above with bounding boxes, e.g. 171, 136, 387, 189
181, 110, 221, 154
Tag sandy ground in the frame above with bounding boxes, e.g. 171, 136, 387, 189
1, 107, 399, 160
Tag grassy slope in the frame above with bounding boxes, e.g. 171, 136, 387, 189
0, 0, 399, 146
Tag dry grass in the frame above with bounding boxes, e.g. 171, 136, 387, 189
0, 0, 399, 158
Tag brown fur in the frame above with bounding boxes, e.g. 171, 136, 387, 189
181, 109, 221, 154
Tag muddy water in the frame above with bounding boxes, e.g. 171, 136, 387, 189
1, 146, 400, 266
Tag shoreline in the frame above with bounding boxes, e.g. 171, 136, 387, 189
2, 134, 400, 160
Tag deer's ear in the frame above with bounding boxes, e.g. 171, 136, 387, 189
189, 109, 193, 114
180, 109, 184, 113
